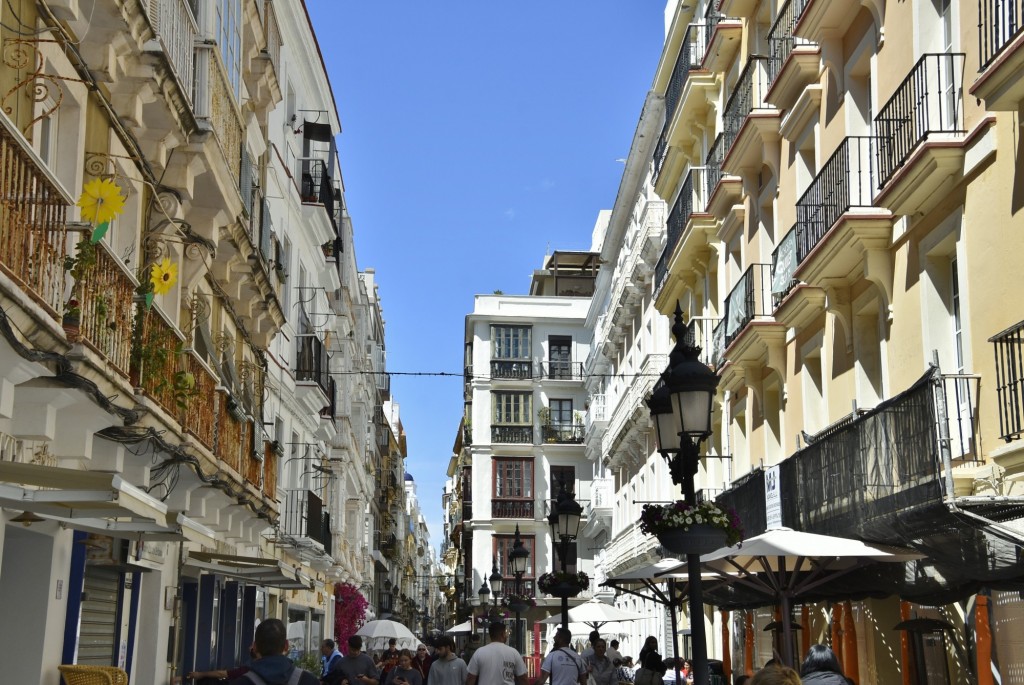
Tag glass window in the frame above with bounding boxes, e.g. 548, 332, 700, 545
494, 458, 533, 499
216, 0, 243, 97
492, 392, 532, 425
494, 533, 535, 578
492, 326, 532, 359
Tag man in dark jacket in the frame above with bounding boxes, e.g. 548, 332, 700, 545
228, 619, 319, 685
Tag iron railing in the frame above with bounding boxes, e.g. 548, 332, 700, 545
194, 45, 243, 182
720, 263, 773, 349
491, 499, 535, 519
683, 315, 722, 368
298, 157, 338, 230
491, 359, 533, 379
542, 361, 583, 380
703, 2, 722, 64
991, 320, 1024, 441
0, 116, 69, 317
146, 0, 199, 103
722, 56, 774, 157
978, 0, 1024, 69
491, 425, 534, 444
262, 0, 282, 74
295, 335, 330, 397
78, 241, 136, 376
665, 23, 708, 125
874, 53, 966, 187
767, 0, 813, 84
653, 128, 670, 183
795, 136, 879, 263
282, 489, 331, 550
705, 133, 727, 202
655, 167, 707, 292
770, 225, 800, 308
541, 424, 584, 444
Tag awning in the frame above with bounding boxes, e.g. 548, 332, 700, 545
0, 461, 184, 539
186, 551, 314, 590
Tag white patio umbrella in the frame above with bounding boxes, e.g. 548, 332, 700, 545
540, 598, 647, 629
356, 619, 419, 650
661, 527, 922, 667
445, 619, 474, 634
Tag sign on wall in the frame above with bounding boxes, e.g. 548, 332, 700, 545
765, 464, 782, 529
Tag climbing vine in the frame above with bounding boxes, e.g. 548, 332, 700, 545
334, 582, 369, 653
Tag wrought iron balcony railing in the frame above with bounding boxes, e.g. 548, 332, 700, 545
298, 157, 339, 231
722, 57, 774, 157
655, 167, 707, 292
703, 3, 722, 64
491, 498, 535, 519
991, 320, 1024, 442
491, 425, 534, 444
194, 45, 243, 183
0, 115, 69, 317
767, 0, 813, 85
541, 361, 583, 380
295, 335, 330, 397
978, 0, 1024, 69
770, 225, 799, 308
541, 424, 584, 444
874, 53, 966, 188
665, 23, 709, 125
795, 136, 879, 263
653, 128, 669, 182
705, 132, 727, 201
720, 263, 773, 349
683, 315, 722, 368
491, 359, 534, 379
145, 0, 199, 104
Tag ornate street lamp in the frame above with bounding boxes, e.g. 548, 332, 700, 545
645, 304, 720, 685
489, 557, 504, 600
508, 524, 531, 651
477, 581, 491, 643
547, 480, 583, 632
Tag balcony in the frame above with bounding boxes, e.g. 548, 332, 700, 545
716, 264, 786, 381
295, 335, 330, 414
179, 352, 218, 451
793, 0, 863, 45
705, 133, 743, 219
0, 115, 70, 318
282, 489, 332, 554
491, 425, 534, 444
193, 45, 244, 185
973, 0, 1024, 110
243, 0, 283, 111
491, 359, 534, 380
665, 23, 708, 127
541, 361, 583, 380
654, 166, 711, 296
721, 57, 781, 176
874, 53, 967, 217
541, 424, 584, 445
770, 225, 826, 332
76, 241, 137, 376
299, 157, 339, 233
146, 0, 199, 104
765, 0, 819, 110
491, 498, 534, 519
585, 394, 607, 431
683, 316, 722, 369
792, 137, 892, 301
702, 3, 742, 74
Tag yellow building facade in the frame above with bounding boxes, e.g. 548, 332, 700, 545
649, 0, 1024, 682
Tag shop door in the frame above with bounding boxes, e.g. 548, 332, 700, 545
78, 566, 121, 665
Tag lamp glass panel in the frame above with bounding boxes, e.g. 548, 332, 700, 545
654, 410, 682, 452
671, 388, 712, 437
510, 550, 529, 575
559, 511, 581, 539
490, 574, 503, 595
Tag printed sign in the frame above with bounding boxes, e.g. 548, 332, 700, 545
765, 464, 782, 529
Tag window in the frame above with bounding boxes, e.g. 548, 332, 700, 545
548, 336, 573, 379
494, 534, 536, 591
492, 325, 531, 359
550, 465, 575, 495
549, 399, 573, 425
492, 458, 534, 519
492, 392, 531, 425
494, 458, 533, 498
216, 0, 243, 97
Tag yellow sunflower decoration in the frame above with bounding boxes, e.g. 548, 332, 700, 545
77, 178, 126, 226
150, 258, 178, 296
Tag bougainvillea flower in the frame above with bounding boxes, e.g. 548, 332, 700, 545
77, 178, 126, 225
150, 258, 178, 296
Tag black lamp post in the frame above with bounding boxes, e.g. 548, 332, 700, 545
509, 524, 530, 651
547, 480, 583, 632
489, 557, 504, 603
477, 581, 490, 643
646, 305, 720, 685
421, 588, 430, 639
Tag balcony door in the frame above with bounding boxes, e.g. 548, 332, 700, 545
548, 336, 572, 379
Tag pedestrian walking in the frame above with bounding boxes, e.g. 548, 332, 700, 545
466, 622, 527, 685
535, 627, 586, 685
428, 636, 468, 685
227, 619, 319, 685
384, 650, 424, 685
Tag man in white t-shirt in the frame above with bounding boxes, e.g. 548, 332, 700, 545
535, 628, 586, 685
466, 623, 527, 685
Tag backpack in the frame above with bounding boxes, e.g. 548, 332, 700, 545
244, 667, 305, 685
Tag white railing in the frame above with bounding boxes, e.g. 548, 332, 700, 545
606, 200, 667, 340
193, 46, 244, 182
585, 394, 607, 430
147, 0, 199, 104
590, 477, 613, 509
604, 352, 667, 456
605, 521, 660, 576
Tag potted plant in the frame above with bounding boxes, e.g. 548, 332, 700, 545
537, 570, 590, 598
502, 592, 536, 614
62, 299, 82, 341
639, 500, 743, 556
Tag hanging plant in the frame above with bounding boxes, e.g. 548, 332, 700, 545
334, 582, 369, 653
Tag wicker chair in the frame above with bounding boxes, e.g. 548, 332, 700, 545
58, 664, 129, 685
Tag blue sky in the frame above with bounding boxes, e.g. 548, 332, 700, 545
305, 1, 667, 555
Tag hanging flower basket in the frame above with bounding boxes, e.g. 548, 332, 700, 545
537, 571, 589, 598
639, 500, 743, 556
503, 592, 536, 613
656, 523, 729, 556
507, 600, 531, 613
